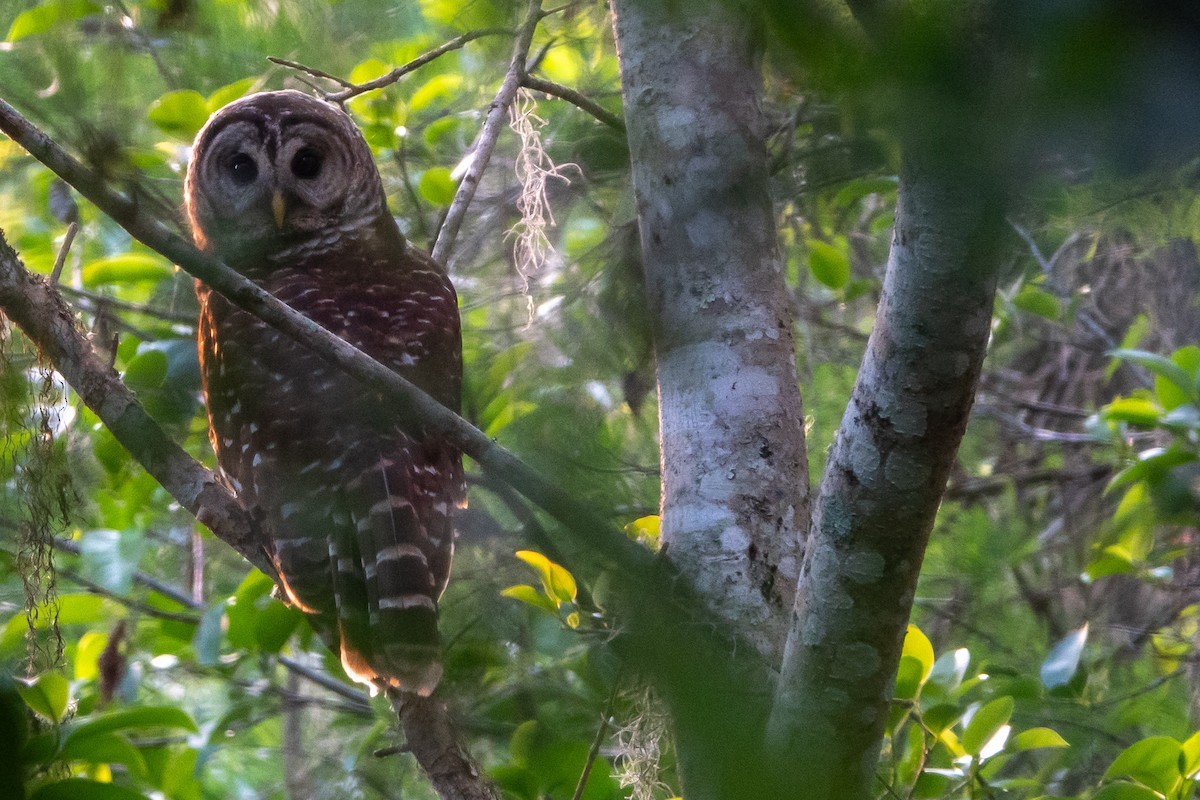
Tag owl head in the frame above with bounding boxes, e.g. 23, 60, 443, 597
185, 90, 389, 260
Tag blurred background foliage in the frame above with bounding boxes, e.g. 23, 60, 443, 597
0, 0, 1198, 798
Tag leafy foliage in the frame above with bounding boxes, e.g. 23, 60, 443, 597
1, 1, 1199, 799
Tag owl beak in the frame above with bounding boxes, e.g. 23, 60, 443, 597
271, 190, 286, 229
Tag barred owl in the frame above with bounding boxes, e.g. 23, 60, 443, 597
185, 90, 463, 696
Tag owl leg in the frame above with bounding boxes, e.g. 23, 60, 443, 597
351, 452, 443, 696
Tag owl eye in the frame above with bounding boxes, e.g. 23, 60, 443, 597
227, 153, 258, 185
291, 147, 323, 180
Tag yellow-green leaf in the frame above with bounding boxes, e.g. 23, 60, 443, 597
82, 254, 173, 287
418, 167, 457, 206
808, 239, 850, 289
963, 696, 1014, 756
18, 672, 70, 723
501, 584, 558, 616
148, 90, 210, 139
1011, 727, 1069, 751
1013, 286, 1061, 320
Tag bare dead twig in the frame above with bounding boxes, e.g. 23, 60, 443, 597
432, 0, 545, 265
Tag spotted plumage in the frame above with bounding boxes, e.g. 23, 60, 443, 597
186, 90, 462, 696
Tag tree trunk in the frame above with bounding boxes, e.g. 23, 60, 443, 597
610, 0, 808, 669
610, 1, 809, 796
769, 150, 1004, 799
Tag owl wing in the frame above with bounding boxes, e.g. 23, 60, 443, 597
197, 245, 462, 696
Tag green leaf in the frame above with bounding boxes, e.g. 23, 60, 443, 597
927, 647, 970, 691
418, 167, 457, 206
123, 349, 169, 391
808, 239, 850, 289
963, 696, 1014, 756
65, 706, 197, 741
1085, 549, 1136, 581
1092, 784, 1164, 800
253, 598, 303, 653
893, 656, 925, 701
7, 1, 100, 42
901, 625, 935, 684
1111, 348, 1199, 407
206, 78, 257, 114
1110, 447, 1197, 490
410, 73, 464, 112
193, 601, 226, 667
501, 584, 559, 616
1181, 730, 1200, 777
1041, 624, 1088, 688
348, 58, 391, 86
1011, 727, 1069, 751
17, 672, 70, 723
623, 515, 660, 547
1156, 346, 1200, 409
2, 594, 118, 656
1104, 736, 1183, 795
60, 732, 148, 779
1103, 397, 1162, 427
81, 254, 172, 287
147, 90, 210, 139
1013, 286, 1062, 319
74, 631, 108, 681
830, 176, 897, 208
31, 778, 150, 800
921, 704, 962, 734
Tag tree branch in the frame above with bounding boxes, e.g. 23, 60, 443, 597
0, 95, 647, 583
0, 90, 659, 800
769, 150, 1006, 800
520, 75, 625, 131
390, 691, 500, 800
431, 0, 544, 265
268, 27, 511, 104
0, 232, 271, 577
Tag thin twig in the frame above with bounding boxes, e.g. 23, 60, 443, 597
59, 284, 196, 325
571, 682, 619, 800
279, 654, 371, 707
50, 222, 77, 284
521, 74, 624, 131
266, 57, 356, 89
306, 28, 511, 104
431, 0, 544, 265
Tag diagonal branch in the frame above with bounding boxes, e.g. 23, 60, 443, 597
268, 27, 512, 104
431, 0, 544, 265
0, 94, 647, 583
520, 75, 625, 131
0, 232, 271, 577
0, 220, 499, 800
768, 150, 1005, 800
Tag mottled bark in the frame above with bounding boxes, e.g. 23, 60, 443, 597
768, 152, 1004, 799
611, 0, 808, 666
